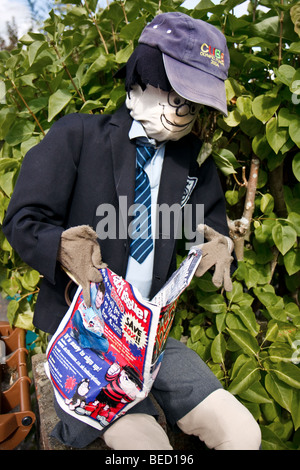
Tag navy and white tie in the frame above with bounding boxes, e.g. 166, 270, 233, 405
129, 144, 155, 264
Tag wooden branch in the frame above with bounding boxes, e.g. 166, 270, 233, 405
9, 78, 45, 135
83, 0, 109, 54
233, 166, 247, 187
52, 43, 86, 103
228, 156, 260, 260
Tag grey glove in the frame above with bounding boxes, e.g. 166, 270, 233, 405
195, 224, 234, 292
57, 225, 107, 307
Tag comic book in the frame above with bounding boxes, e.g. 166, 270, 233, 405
45, 246, 202, 431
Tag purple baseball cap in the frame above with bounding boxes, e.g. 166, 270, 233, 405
138, 12, 230, 115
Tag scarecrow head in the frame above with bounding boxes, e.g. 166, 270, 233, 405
116, 12, 230, 142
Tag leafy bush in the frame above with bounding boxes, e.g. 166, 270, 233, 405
0, 0, 299, 450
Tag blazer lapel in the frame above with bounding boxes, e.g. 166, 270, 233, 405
109, 105, 136, 238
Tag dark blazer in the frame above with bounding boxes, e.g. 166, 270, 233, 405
3, 105, 230, 334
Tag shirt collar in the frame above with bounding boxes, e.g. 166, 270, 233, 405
129, 120, 166, 149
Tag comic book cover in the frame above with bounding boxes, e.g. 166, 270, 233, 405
45, 246, 202, 431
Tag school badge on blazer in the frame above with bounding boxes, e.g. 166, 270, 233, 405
181, 176, 198, 208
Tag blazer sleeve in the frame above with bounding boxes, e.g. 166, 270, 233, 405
2, 113, 83, 285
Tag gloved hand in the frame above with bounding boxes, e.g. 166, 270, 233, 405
57, 225, 107, 307
195, 224, 234, 292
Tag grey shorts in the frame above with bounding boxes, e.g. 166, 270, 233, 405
51, 337, 222, 448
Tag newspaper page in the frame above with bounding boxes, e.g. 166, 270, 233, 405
46, 246, 202, 431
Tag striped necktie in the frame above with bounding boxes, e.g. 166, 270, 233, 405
129, 144, 156, 264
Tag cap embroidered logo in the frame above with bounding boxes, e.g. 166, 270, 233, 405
200, 43, 225, 68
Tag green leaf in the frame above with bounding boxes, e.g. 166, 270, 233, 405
48, 89, 73, 122
0, 108, 17, 140
265, 321, 279, 342
284, 249, 300, 276
6, 299, 19, 325
252, 133, 272, 160
261, 426, 290, 451
236, 96, 253, 119
215, 313, 226, 332
270, 362, 300, 389
289, 41, 300, 53
287, 211, 300, 236
1, 277, 20, 298
278, 108, 293, 127
289, 116, 300, 148
195, 272, 219, 292
260, 193, 274, 214
115, 44, 134, 64
230, 353, 251, 380
268, 343, 297, 362
225, 189, 239, 206
265, 372, 293, 412
81, 54, 109, 86
20, 136, 42, 157
266, 117, 289, 154
227, 328, 260, 356
198, 294, 227, 314
0, 158, 19, 173
275, 64, 295, 86
28, 40, 48, 66
231, 304, 259, 336
272, 223, 297, 255
119, 17, 146, 41
27, 97, 49, 114
253, 287, 286, 321
226, 280, 245, 304
252, 95, 280, 124
14, 311, 34, 331
212, 149, 239, 176
0, 172, 16, 197
291, 389, 300, 430
19, 32, 46, 45
239, 381, 272, 404
5, 120, 35, 146
228, 360, 260, 395
187, 337, 206, 359
239, 115, 263, 137
292, 152, 300, 181
211, 333, 226, 363
190, 325, 202, 343
223, 109, 241, 127
22, 269, 40, 290
79, 100, 102, 113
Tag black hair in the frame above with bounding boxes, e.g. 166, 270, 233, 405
114, 44, 171, 93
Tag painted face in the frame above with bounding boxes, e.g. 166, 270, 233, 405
78, 380, 90, 396
126, 85, 200, 142
119, 370, 140, 398
95, 289, 104, 309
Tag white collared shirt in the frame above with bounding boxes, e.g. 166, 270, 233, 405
125, 120, 165, 299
